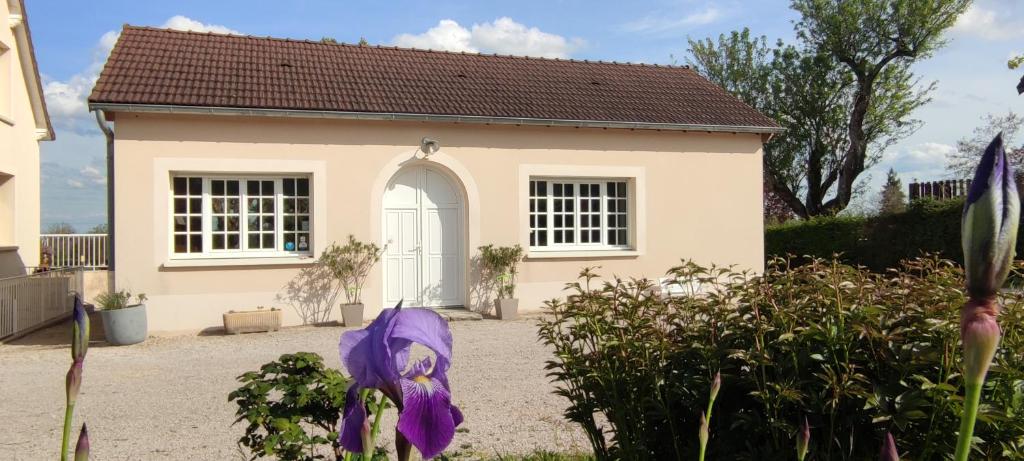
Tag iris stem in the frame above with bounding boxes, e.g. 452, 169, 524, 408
60, 402, 74, 461
698, 395, 717, 461
360, 389, 373, 461
370, 393, 386, 442
954, 382, 983, 461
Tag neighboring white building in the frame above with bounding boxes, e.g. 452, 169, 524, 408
0, 0, 53, 277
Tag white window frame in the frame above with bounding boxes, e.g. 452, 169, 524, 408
528, 177, 632, 252
168, 174, 313, 260
519, 164, 645, 259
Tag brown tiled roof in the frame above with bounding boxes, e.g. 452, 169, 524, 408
89, 26, 780, 132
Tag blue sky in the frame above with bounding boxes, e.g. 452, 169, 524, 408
29, 0, 1024, 229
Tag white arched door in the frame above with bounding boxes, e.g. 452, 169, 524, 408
382, 166, 464, 307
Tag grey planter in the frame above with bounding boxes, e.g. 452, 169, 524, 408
99, 303, 148, 345
341, 303, 364, 327
496, 298, 519, 320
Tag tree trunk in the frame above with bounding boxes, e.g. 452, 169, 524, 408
765, 169, 808, 219
826, 74, 874, 215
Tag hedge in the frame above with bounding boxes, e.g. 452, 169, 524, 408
766, 198, 971, 271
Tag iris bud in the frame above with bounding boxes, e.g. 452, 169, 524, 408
796, 416, 810, 461
66, 360, 83, 406
74, 424, 89, 461
709, 372, 721, 402
961, 298, 1001, 385
962, 133, 1019, 299
71, 295, 89, 362
879, 432, 898, 461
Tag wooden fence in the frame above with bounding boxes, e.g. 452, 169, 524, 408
908, 179, 972, 202
0, 267, 84, 341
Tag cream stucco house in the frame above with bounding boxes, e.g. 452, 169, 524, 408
88, 26, 781, 333
0, 0, 53, 277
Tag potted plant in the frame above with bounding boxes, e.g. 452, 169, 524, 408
321, 235, 383, 326
479, 244, 525, 320
95, 290, 148, 345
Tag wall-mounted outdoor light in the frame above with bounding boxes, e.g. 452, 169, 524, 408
420, 137, 440, 157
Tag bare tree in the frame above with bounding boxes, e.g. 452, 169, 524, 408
947, 112, 1024, 178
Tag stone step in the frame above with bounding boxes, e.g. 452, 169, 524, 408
434, 307, 483, 322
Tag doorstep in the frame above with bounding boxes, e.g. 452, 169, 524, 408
434, 307, 483, 322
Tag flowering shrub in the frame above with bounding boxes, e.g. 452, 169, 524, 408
538, 257, 1024, 460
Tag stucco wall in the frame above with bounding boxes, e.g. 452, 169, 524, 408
112, 113, 765, 333
0, 0, 43, 275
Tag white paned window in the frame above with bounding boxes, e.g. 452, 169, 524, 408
529, 178, 631, 250
170, 175, 312, 258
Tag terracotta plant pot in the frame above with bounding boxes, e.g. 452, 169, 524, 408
341, 303, 364, 327
496, 298, 519, 320
99, 303, 148, 345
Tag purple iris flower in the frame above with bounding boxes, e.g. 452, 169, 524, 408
338, 302, 463, 460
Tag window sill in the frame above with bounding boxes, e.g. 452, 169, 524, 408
526, 249, 641, 260
162, 255, 316, 268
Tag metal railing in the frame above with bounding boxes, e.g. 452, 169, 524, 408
40, 234, 108, 269
0, 267, 84, 341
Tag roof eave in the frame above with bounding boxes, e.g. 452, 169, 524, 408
8, 0, 54, 140
87, 102, 786, 135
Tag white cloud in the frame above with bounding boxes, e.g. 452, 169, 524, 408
621, 7, 722, 34
161, 15, 240, 36
42, 16, 239, 132
40, 16, 238, 228
892, 142, 957, 171
80, 165, 106, 186
870, 142, 956, 189
392, 17, 582, 59
953, 4, 1024, 40
392, 20, 476, 53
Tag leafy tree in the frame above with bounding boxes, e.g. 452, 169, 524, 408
358, 36, 368, 46
1011, 56, 1024, 94
689, 0, 969, 218
947, 112, 1024, 177
320, 37, 338, 44
44, 222, 77, 234
87, 223, 108, 234
876, 168, 906, 215
764, 183, 794, 224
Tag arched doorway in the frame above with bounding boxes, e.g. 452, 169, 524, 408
382, 165, 465, 307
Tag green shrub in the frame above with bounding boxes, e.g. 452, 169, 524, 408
320, 235, 384, 305
538, 257, 1024, 460
229, 352, 349, 460
94, 290, 147, 310
766, 199, 966, 270
478, 244, 525, 299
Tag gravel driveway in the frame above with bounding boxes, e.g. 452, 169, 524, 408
0, 316, 590, 460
